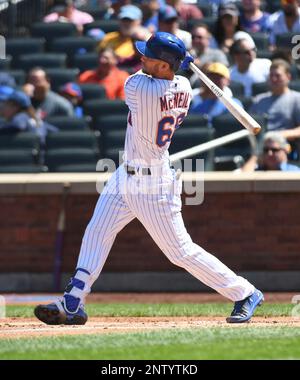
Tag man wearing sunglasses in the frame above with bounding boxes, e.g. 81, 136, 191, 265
241, 132, 300, 171
229, 34, 271, 96
269, 0, 300, 47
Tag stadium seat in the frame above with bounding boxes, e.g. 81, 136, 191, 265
169, 127, 215, 171
249, 32, 269, 50
45, 68, 80, 92
0, 131, 39, 149
46, 131, 100, 150
18, 53, 67, 71
83, 99, 128, 127
7, 70, 26, 86
239, 97, 253, 111
256, 49, 273, 60
45, 148, 100, 172
6, 38, 45, 68
212, 114, 254, 160
77, 6, 107, 19
72, 52, 98, 72
45, 116, 90, 131
31, 22, 77, 48
181, 114, 209, 129
229, 81, 245, 98
252, 81, 269, 96
289, 80, 300, 92
276, 32, 298, 50
0, 56, 12, 70
101, 129, 126, 166
79, 83, 106, 101
83, 20, 120, 34
50, 37, 98, 65
94, 114, 128, 132
0, 150, 40, 172
187, 17, 217, 33
0, 165, 43, 173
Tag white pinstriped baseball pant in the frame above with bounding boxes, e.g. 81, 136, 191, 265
76, 164, 254, 302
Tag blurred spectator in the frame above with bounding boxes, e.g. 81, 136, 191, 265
23, 68, 74, 119
240, 0, 272, 33
0, 86, 14, 104
0, 72, 16, 88
44, 0, 94, 34
97, 5, 150, 63
269, 0, 300, 47
104, 0, 134, 19
165, 0, 203, 26
214, 2, 242, 54
78, 48, 129, 100
230, 35, 271, 96
140, 0, 160, 33
86, 28, 106, 42
241, 132, 300, 171
60, 82, 83, 118
0, 91, 36, 133
190, 24, 229, 67
190, 62, 243, 121
0, 90, 58, 141
158, 5, 192, 49
250, 59, 300, 159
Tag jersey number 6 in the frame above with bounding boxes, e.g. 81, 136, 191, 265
156, 112, 187, 147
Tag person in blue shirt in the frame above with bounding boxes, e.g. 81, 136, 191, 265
59, 82, 83, 118
241, 131, 300, 171
0, 90, 58, 144
240, 0, 272, 33
190, 62, 243, 123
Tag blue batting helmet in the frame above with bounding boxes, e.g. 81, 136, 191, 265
135, 32, 186, 72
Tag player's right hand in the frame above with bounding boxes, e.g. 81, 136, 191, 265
180, 53, 194, 71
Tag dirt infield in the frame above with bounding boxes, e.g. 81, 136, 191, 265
1, 316, 300, 339
1, 293, 299, 339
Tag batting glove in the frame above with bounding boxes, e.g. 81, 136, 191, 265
180, 53, 194, 70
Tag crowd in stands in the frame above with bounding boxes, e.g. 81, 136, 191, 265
1, 0, 300, 172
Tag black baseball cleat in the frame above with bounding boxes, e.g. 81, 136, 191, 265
34, 300, 88, 325
226, 289, 264, 323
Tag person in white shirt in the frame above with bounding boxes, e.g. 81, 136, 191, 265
229, 36, 271, 97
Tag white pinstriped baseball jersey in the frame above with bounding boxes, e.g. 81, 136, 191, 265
124, 71, 192, 165
69, 71, 255, 305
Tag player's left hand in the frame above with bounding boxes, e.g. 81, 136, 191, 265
180, 53, 194, 71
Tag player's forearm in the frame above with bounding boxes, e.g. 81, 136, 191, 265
278, 127, 300, 140
241, 155, 258, 172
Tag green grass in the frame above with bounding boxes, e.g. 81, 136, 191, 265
1, 327, 300, 360
6, 302, 294, 318
1, 303, 298, 360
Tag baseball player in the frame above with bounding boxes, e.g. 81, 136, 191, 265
35, 32, 263, 325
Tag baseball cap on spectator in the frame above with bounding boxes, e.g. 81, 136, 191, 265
0, 86, 14, 101
218, 2, 240, 17
118, 5, 143, 20
158, 5, 178, 22
206, 62, 230, 79
86, 28, 106, 41
0, 72, 16, 88
233, 31, 256, 49
60, 82, 82, 100
7, 90, 31, 108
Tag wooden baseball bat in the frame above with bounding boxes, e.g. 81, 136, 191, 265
189, 62, 261, 135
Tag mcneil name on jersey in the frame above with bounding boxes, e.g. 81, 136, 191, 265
160, 92, 190, 112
